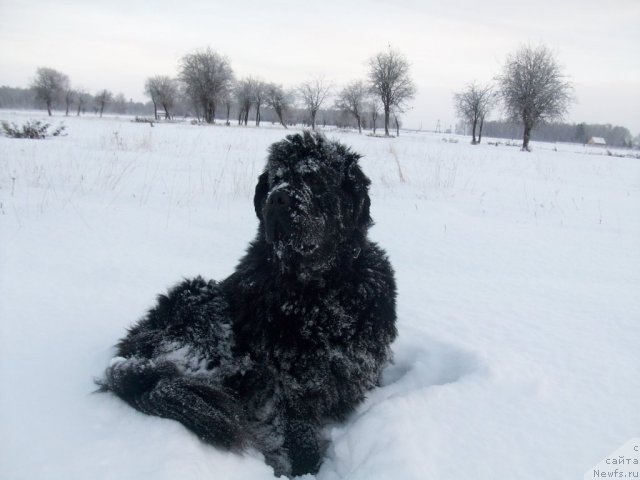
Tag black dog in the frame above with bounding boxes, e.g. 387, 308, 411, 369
100, 131, 397, 477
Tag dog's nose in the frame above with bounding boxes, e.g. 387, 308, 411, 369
268, 191, 290, 209
265, 190, 291, 244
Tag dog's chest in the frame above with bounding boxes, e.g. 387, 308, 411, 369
273, 287, 359, 341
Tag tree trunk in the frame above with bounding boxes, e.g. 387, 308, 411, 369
201, 100, 208, 123
478, 116, 485, 144
383, 105, 390, 136
205, 101, 216, 124
471, 118, 478, 144
255, 105, 260, 126
203, 100, 212, 123
522, 124, 532, 151
99, 103, 105, 117
226, 105, 231, 126
152, 100, 158, 120
311, 110, 317, 130
47, 101, 52, 116
276, 108, 287, 129
77, 103, 81, 116
356, 114, 361, 134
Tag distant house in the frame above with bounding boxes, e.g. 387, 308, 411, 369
587, 137, 607, 147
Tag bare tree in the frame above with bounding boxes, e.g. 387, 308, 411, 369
64, 88, 75, 116
145, 76, 178, 120
159, 79, 178, 120
222, 92, 233, 126
144, 77, 160, 120
453, 82, 494, 144
497, 44, 573, 151
265, 83, 293, 128
366, 98, 382, 135
95, 89, 113, 117
368, 47, 416, 136
335, 80, 367, 133
253, 80, 268, 126
235, 77, 255, 126
179, 47, 234, 124
298, 76, 332, 130
75, 89, 90, 116
392, 110, 401, 137
31, 67, 69, 116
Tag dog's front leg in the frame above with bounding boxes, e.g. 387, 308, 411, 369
283, 413, 323, 476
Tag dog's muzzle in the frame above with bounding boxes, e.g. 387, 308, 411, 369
264, 190, 291, 244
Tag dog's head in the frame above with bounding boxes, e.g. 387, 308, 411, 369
253, 132, 372, 275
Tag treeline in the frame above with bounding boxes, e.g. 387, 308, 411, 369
0, 85, 152, 116
462, 120, 635, 148
4, 44, 636, 148
1, 46, 416, 137
0, 84, 382, 130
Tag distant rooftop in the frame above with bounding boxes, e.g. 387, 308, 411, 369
588, 137, 607, 145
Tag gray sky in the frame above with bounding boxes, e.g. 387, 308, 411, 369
1, 0, 639, 133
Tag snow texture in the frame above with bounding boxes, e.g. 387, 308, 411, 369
1, 110, 639, 479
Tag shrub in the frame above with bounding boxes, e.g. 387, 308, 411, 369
1, 120, 66, 139
132, 116, 155, 125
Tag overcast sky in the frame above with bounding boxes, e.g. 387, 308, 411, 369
1, 0, 639, 133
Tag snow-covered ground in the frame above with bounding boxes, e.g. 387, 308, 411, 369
1, 110, 639, 479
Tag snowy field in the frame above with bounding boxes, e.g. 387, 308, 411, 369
1, 110, 639, 479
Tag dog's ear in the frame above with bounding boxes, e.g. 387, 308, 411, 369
344, 159, 372, 229
254, 172, 269, 220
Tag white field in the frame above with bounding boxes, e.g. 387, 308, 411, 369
1, 110, 639, 480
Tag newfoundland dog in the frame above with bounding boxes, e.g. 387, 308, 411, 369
100, 131, 397, 477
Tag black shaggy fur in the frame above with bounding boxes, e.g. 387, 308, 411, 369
99, 131, 397, 477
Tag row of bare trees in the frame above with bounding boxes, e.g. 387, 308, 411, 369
140, 45, 415, 136
454, 44, 574, 151
28, 44, 574, 148
31, 67, 120, 118
333, 47, 416, 136
144, 76, 177, 121
141, 48, 303, 127
453, 83, 494, 145
233, 77, 291, 128
27, 46, 417, 136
